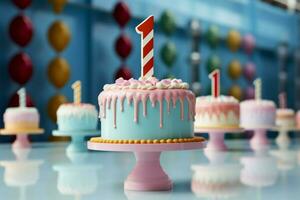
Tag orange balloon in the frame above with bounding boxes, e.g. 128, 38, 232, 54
48, 20, 71, 52
48, 0, 67, 13
47, 94, 68, 122
227, 29, 241, 52
47, 57, 70, 88
228, 60, 242, 80
228, 85, 243, 101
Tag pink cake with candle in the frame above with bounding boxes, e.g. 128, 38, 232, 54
296, 111, 300, 128
3, 107, 40, 131
93, 77, 201, 143
195, 95, 240, 129
276, 108, 295, 128
240, 100, 276, 129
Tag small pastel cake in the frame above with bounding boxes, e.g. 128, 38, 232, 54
57, 103, 98, 131
3, 107, 39, 130
195, 96, 240, 129
276, 108, 295, 128
97, 77, 198, 142
240, 100, 276, 129
297, 111, 300, 128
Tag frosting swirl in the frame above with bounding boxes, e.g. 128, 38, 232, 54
103, 77, 189, 91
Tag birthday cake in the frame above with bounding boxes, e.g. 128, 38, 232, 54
57, 103, 98, 131
194, 95, 240, 129
297, 111, 300, 128
276, 108, 295, 128
92, 77, 201, 143
240, 99, 276, 129
3, 107, 40, 131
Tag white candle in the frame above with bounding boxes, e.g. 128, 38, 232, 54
254, 78, 261, 100
17, 88, 26, 107
72, 81, 81, 104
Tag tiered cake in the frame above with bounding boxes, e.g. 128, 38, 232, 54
57, 103, 98, 131
92, 77, 202, 143
240, 99, 276, 128
3, 107, 40, 131
194, 95, 240, 129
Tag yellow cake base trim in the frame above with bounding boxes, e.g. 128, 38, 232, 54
90, 137, 205, 144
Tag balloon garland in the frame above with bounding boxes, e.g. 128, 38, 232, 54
113, 1, 133, 80
47, 0, 70, 122
8, 0, 34, 107
188, 19, 201, 96
159, 10, 177, 78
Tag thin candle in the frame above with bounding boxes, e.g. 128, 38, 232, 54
209, 69, 220, 98
254, 78, 261, 100
17, 88, 26, 107
136, 15, 154, 79
72, 81, 81, 104
279, 92, 286, 108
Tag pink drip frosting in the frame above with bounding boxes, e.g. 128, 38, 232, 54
99, 88, 195, 129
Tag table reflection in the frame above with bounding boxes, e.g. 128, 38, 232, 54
53, 151, 101, 200
0, 147, 43, 200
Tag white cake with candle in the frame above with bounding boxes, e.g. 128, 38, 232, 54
56, 81, 98, 132
2, 88, 41, 131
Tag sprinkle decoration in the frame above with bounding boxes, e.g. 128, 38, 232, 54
72, 81, 81, 104
209, 69, 220, 98
17, 88, 26, 107
136, 15, 154, 79
90, 137, 205, 144
254, 78, 261, 100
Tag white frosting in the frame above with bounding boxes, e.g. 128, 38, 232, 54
240, 99, 275, 107
276, 108, 295, 116
195, 111, 239, 128
196, 95, 238, 103
103, 77, 189, 91
4, 107, 39, 123
57, 104, 98, 117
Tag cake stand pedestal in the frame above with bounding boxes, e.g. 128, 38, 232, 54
88, 140, 206, 191
195, 127, 243, 151
244, 126, 273, 151
0, 128, 44, 149
271, 127, 298, 149
53, 130, 99, 153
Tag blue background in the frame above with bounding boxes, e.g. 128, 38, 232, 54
0, 0, 299, 141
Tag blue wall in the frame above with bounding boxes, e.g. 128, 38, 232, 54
0, 0, 299, 141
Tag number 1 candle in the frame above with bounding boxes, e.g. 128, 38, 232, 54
136, 15, 154, 79
254, 78, 261, 100
209, 69, 220, 98
279, 92, 286, 108
72, 81, 81, 104
17, 88, 26, 107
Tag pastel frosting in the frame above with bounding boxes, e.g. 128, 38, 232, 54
276, 108, 295, 127
57, 103, 98, 131
195, 95, 240, 128
3, 107, 39, 130
99, 77, 195, 140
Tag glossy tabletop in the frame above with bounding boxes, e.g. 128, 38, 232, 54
0, 139, 299, 200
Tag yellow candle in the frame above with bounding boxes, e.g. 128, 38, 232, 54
253, 78, 261, 100
72, 81, 81, 104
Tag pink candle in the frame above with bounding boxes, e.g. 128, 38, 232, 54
279, 92, 286, 108
209, 69, 220, 98
136, 15, 154, 79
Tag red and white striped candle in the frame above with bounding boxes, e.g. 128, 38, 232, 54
209, 69, 220, 98
136, 15, 154, 79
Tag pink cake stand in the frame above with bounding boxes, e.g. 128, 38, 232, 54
195, 127, 243, 151
0, 128, 44, 149
271, 126, 299, 149
88, 140, 206, 191
245, 126, 273, 151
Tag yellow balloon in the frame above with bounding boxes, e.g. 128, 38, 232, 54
47, 94, 68, 122
227, 29, 241, 52
228, 85, 243, 101
48, 20, 71, 52
47, 57, 70, 88
228, 60, 242, 80
48, 0, 67, 13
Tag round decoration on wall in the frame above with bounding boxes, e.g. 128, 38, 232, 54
113, 1, 133, 80
205, 25, 219, 49
243, 34, 255, 54
160, 42, 177, 68
48, 0, 67, 14
9, 15, 33, 47
228, 84, 243, 101
12, 0, 32, 9
206, 54, 220, 73
244, 86, 255, 99
227, 29, 241, 52
243, 62, 256, 81
47, 20, 71, 52
8, 52, 33, 85
227, 59, 242, 80
47, 57, 70, 88
159, 10, 176, 36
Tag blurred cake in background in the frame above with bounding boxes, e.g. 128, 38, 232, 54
3, 107, 40, 131
96, 77, 200, 142
275, 108, 295, 128
240, 99, 276, 128
195, 95, 240, 129
57, 103, 98, 131
296, 111, 300, 129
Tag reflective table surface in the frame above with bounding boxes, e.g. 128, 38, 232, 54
0, 139, 299, 200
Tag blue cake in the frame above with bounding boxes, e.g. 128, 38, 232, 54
91, 77, 203, 144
